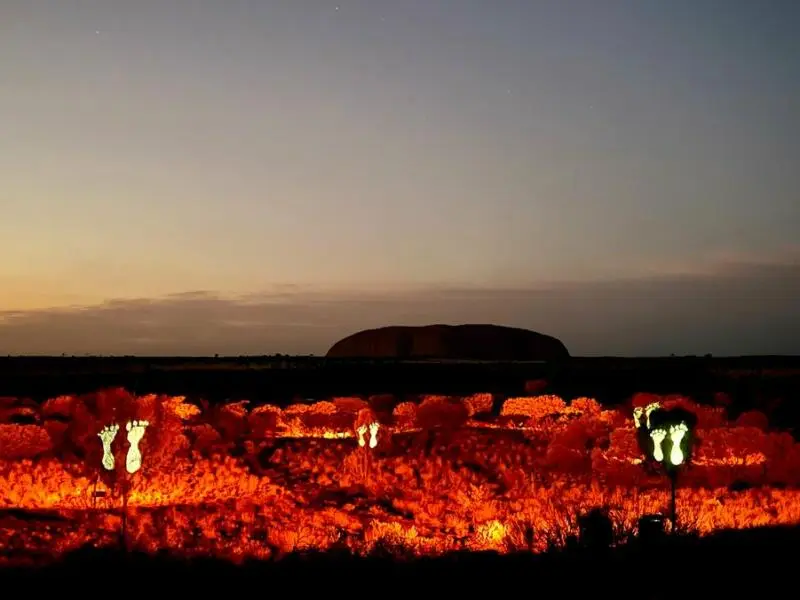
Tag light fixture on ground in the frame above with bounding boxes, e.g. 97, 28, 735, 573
638, 514, 667, 544
634, 404, 696, 533
356, 421, 380, 449
354, 408, 381, 479
96, 419, 150, 550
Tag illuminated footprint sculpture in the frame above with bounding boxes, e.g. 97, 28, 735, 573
668, 422, 688, 466
633, 402, 696, 533
352, 409, 381, 480
356, 421, 380, 449
635, 401, 695, 468
649, 427, 667, 463
125, 420, 149, 474
97, 419, 149, 475
98, 424, 120, 471
356, 424, 367, 447
368, 421, 379, 449
354, 406, 381, 449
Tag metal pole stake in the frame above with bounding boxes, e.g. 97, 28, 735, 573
669, 469, 677, 534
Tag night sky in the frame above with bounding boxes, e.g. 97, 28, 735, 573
2, 0, 798, 356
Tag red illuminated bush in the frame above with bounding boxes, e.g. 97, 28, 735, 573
366, 394, 395, 416
570, 397, 602, 417
545, 417, 610, 472
501, 396, 567, 420
392, 402, 417, 429
463, 393, 494, 417
545, 442, 587, 472
416, 396, 468, 431
137, 395, 194, 469
299, 401, 337, 431
0, 424, 52, 460
630, 392, 661, 409
591, 428, 646, 486
248, 405, 285, 438
41, 395, 75, 419
214, 401, 251, 441
188, 423, 224, 456
735, 410, 769, 431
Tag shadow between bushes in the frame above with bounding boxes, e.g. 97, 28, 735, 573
3, 524, 798, 595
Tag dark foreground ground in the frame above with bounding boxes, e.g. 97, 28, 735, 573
2, 525, 797, 596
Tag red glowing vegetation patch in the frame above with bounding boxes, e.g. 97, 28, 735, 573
0, 388, 799, 565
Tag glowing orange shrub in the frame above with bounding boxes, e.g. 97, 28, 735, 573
418, 395, 455, 407
248, 404, 285, 437
211, 400, 250, 441
308, 401, 337, 415
299, 401, 339, 431
392, 402, 418, 429
570, 397, 602, 416
463, 393, 493, 417
590, 428, 646, 485
135, 394, 193, 469
694, 427, 769, 465
281, 403, 311, 437
276, 401, 351, 437
283, 403, 310, 415
596, 408, 630, 429
542, 415, 607, 473
164, 396, 201, 421
501, 396, 567, 420
188, 423, 224, 456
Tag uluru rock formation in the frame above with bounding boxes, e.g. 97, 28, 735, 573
326, 324, 569, 361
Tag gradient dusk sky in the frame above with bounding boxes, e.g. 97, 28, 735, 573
2, 0, 799, 356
